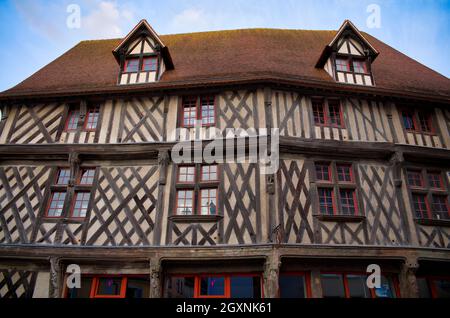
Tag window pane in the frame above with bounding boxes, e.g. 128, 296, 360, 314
402, 112, 416, 131
353, 60, 367, 73
340, 189, 357, 216
374, 276, 395, 298
177, 190, 194, 215
178, 166, 195, 183
412, 194, 429, 219
417, 278, 431, 298
230, 276, 261, 298
201, 165, 218, 181
126, 277, 150, 298
125, 59, 139, 72
85, 107, 100, 130
279, 275, 307, 298
433, 279, 450, 298
47, 192, 66, 217
312, 100, 325, 125
407, 170, 423, 187
417, 112, 432, 133
200, 276, 225, 296
428, 173, 443, 189
72, 192, 90, 218
200, 96, 215, 125
347, 275, 371, 298
142, 57, 157, 71
318, 188, 334, 215
183, 97, 197, 127
67, 277, 93, 298
315, 163, 330, 181
56, 169, 71, 185
336, 58, 350, 72
328, 101, 342, 126
96, 277, 122, 296
431, 195, 449, 220
66, 111, 79, 131
163, 276, 195, 298
336, 164, 352, 182
80, 169, 95, 185
321, 274, 345, 298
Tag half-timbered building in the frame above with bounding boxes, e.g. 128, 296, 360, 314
0, 19, 449, 298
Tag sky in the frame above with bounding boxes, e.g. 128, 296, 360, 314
0, 0, 449, 91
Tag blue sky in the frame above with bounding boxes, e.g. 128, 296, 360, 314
0, 0, 449, 91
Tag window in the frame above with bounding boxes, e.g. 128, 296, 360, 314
71, 192, 91, 218
125, 58, 139, 72
46, 167, 96, 219
279, 273, 311, 298
312, 99, 343, 127
352, 60, 367, 74
84, 106, 100, 131
79, 169, 96, 185
56, 168, 71, 185
66, 276, 149, 299
401, 109, 434, 134
46, 192, 66, 217
180, 96, 216, 127
418, 277, 450, 298
175, 164, 219, 216
142, 57, 157, 71
163, 274, 262, 298
321, 273, 398, 298
65, 110, 80, 131
336, 58, 350, 72
315, 162, 359, 216
407, 169, 449, 220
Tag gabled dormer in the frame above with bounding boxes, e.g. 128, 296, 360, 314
316, 20, 379, 86
113, 19, 174, 85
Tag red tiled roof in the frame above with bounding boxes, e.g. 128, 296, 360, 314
1, 28, 449, 101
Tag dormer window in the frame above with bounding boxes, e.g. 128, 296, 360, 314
113, 20, 174, 85
316, 20, 379, 87
125, 58, 139, 73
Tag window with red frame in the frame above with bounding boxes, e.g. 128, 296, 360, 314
352, 60, 367, 74
71, 192, 91, 218
336, 58, 350, 72
124, 58, 139, 72
312, 100, 326, 125
407, 169, 449, 220
315, 162, 358, 216
84, 106, 100, 131
79, 168, 95, 185
402, 109, 434, 133
176, 164, 219, 216
163, 274, 262, 298
312, 99, 343, 127
321, 273, 398, 298
142, 57, 157, 71
47, 192, 66, 217
65, 110, 80, 131
181, 96, 216, 127
66, 276, 150, 298
182, 97, 197, 127
56, 168, 71, 185
418, 277, 450, 298
315, 163, 331, 182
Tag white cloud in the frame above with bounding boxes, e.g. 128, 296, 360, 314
170, 8, 210, 33
81, 1, 135, 39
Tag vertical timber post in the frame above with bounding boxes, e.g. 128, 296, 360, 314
154, 150, 170, 245
263, 248, 280, 298
149, 257, 162, 298
49, 257, 62, 298
399, 257, 419, 298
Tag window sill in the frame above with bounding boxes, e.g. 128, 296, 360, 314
314, 214, 366, 223
169, 215, 223, 223
414, 218, 450, 227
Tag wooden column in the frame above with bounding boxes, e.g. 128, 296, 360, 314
263, 249, 280, 298
49, 257, 63, 298
310, 269, 323, 298
153, 150, 170, 245
398, 257, 420, 298
149, 257, 162, 298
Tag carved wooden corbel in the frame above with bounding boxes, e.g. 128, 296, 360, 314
49, 257, 62, 298
68, 152, 80, 187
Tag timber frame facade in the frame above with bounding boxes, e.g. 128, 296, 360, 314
0, 19, 449, 298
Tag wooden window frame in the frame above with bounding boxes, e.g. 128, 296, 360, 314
45, 191, 67, 218
70, 191, 91, 219
401, 108, 435, 134
312, 98, 344, 128
164, 273, 263, 299
64, 109, 80, 132
321, 272, 400, 298
56, 168, 71, 185
175, 164, 220, 216
83, 106, 100, 131
406, 168, 450, 221
142, 56, 158, 72
78, 168, 96, 185
315, 161, 360, 217
180, 95, 216, 128
352, 59, 369, 74
124, 58, 140, 73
